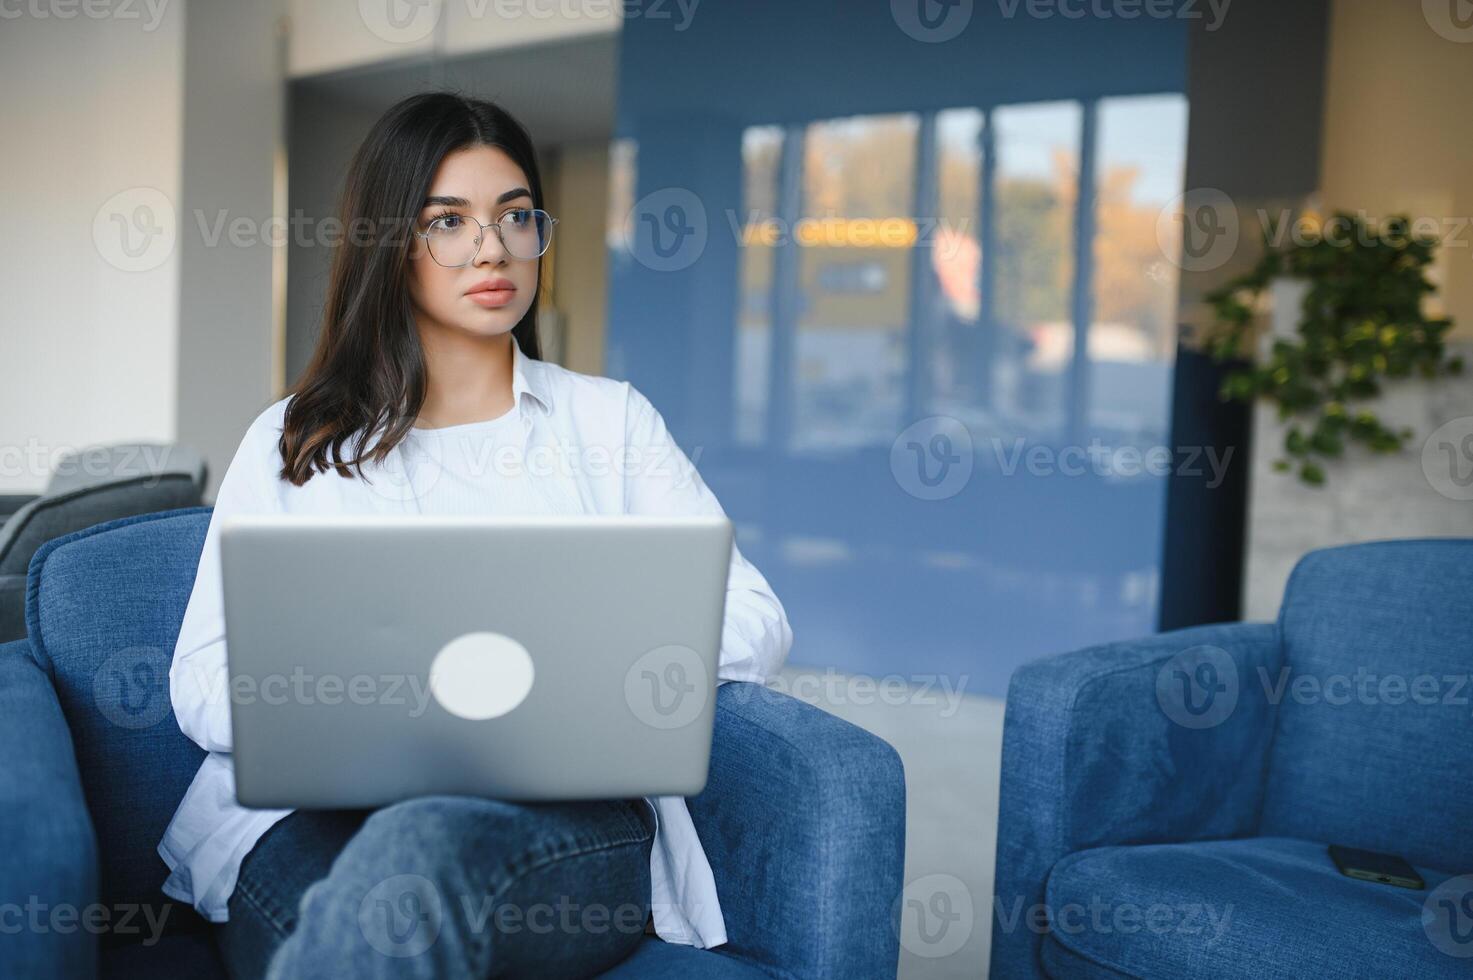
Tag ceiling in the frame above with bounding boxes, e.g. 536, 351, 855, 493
293, 31, 620, 148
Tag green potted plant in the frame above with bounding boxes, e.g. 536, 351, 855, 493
1203, 209, 1463, 485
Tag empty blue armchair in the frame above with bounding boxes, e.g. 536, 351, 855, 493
0, 507, 906, 979
992, 539, 1473, 978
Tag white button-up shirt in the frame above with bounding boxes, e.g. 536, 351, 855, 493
158, 333, 794, 949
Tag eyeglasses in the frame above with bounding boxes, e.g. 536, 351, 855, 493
414, 208, 558, 266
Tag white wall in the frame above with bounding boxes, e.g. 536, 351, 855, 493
1318, 0, 1473, 343
0, 2, 185, 493
0, 0, 286, 500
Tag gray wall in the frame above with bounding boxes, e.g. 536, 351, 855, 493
176, 0, 289, 502
283, 88, 385, 385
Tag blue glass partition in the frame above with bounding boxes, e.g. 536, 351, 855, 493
606, 2, 1190, 695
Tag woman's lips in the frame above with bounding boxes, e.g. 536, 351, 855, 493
466, 288, 516, 308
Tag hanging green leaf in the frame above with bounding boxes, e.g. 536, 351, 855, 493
1201, 209, 1460, 486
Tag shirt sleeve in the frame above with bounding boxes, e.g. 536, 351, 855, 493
168, 411, 282, 754
621, 382, 793, 685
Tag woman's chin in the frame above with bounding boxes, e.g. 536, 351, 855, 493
449, 313, 518, 337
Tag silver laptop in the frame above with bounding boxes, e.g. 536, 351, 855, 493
219, 514, 732, 809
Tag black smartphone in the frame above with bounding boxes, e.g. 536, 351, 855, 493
1328, 845, 1425, 889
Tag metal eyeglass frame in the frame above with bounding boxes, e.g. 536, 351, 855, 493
413, 208, 559, 267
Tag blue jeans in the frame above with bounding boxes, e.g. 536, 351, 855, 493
214, 795, 656, 979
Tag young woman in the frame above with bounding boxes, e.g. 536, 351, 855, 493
159, 92, 793, 978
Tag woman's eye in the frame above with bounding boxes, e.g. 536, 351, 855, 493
434, 214, 462, 231
508, 209, 530, 226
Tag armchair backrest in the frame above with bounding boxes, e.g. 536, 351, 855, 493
1258, 539, 1473, 872
0, 473, 202, 575
45, 442, 207, 498
25, 508, 213, 913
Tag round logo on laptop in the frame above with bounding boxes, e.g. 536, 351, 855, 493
428, 632, 535, 720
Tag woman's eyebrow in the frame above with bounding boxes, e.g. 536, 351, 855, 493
422, 188, 532, 209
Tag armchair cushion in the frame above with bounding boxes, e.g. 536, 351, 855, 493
598, 938, 771, 977
1260, 539, 1473, 872
98, 930, 227, 980
1040, 837, 1462, 979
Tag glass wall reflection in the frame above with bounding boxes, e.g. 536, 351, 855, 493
608, 5, 1190, 692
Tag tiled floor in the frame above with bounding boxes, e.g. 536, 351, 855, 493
773, 664, 1005, 979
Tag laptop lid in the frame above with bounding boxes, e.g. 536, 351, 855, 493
218, 514, 731, 809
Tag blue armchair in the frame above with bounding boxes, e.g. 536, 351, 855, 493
0, 507, 906, 979
991, 538, 1473, 978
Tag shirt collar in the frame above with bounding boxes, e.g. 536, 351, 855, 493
510, 331, 554, 416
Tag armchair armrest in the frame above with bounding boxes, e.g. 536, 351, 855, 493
990, 621, 1282, 978
0, 638, 99, 978
688, 682, 906, 978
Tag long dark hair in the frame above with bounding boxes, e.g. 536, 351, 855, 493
278, 92, 545, 487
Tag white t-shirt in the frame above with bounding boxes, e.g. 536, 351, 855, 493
157, 335, 794, 950
399, 401, 563, 516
